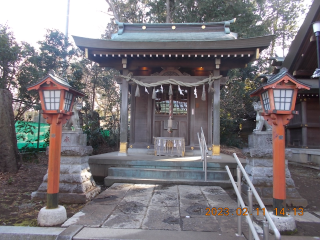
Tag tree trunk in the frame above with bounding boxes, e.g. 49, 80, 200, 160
0, 89, 20, 173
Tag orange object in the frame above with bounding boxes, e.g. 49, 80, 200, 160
47, 114, 63, 194
268, 114, 293, 200
27, 71, 84, 209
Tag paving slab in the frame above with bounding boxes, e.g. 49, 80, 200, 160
180, 201, 211, 217
125, 184, 155, 197
102, 213, 145, 229
201, 186, 238, 209
150, 189, 179, 207
142, 205, 180, 230
290, 212, 320, 223
113, 200, 148, 215
179, 185, 207, 202
181, 216, 220, 232
62, 203, 116, 227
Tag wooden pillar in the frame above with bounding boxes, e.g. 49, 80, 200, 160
301, 100, 307, 147
147, 88, 153, 144
207, 84, 213, 146
212, 69, 220, 156
119, 73, 129, 156
272, 115, 287, 215
47, 114, 63, 208
190, 86, 196, 147
130, 84, 136, 145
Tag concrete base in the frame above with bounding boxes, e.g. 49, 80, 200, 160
38, 205, 67, 227
118, 152, 128, 156
269, 212, 296, 233
287, 148, 320, 166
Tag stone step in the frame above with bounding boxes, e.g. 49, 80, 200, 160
104, 176, 231, 187
90, 158, 234, 170
107, 167, 229, 181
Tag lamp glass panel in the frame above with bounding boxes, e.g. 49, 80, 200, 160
273, 89, 280, 97
44, 91, 50, 98
286, 89, 293, 97
261, 91, 270, 110
273, 89, 293, 111
313, 21, 320, 33
64, 92, 73, 111
43, 90, 61, 110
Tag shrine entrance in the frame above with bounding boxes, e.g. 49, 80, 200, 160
154, 85, 189, 143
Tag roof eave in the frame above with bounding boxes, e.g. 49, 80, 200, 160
72, 35, 274, 51
282, 1, 320, 72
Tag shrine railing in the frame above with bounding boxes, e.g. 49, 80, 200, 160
198, 127, 208, 181
225, 153, 281, 240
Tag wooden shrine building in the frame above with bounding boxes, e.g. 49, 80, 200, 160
267, 0, 320, 149
73, 19, 273, 156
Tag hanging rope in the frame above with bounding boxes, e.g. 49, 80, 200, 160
120, 73, 221, 88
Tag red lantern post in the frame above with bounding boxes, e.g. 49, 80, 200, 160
251, 68, 310, 215
28, 70, 84, 225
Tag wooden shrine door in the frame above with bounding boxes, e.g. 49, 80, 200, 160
153, 85, 189, 145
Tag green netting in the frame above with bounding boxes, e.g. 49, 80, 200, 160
15, 121, 50, 150
102, 130, 110, 137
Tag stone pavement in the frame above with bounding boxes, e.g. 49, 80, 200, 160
63, 183, 245, 237
1, 183, 320, 239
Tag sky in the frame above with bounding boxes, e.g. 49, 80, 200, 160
0, 0, 110, 47
0, 0, 314, 56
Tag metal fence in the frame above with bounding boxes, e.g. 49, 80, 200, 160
225, 153, 281, 240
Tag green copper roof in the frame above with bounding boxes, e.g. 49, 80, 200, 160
111, 19, 238, 42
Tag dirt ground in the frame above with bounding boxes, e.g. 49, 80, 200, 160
0, 153, 85, 226
0, 149, 319, 237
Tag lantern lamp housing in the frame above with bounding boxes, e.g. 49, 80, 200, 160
27, 70, 84, 114
251, 68, 310, 115
313, 21, 320, 35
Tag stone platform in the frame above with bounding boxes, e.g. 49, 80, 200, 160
62, 183, 248, 237
89, 151, 245, 187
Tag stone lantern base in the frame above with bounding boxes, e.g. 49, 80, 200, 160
242, 132, 307, 207
32, 132, 100, 204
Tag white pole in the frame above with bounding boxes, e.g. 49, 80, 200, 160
65, 0, 70, 38
64, 0, 71, 78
